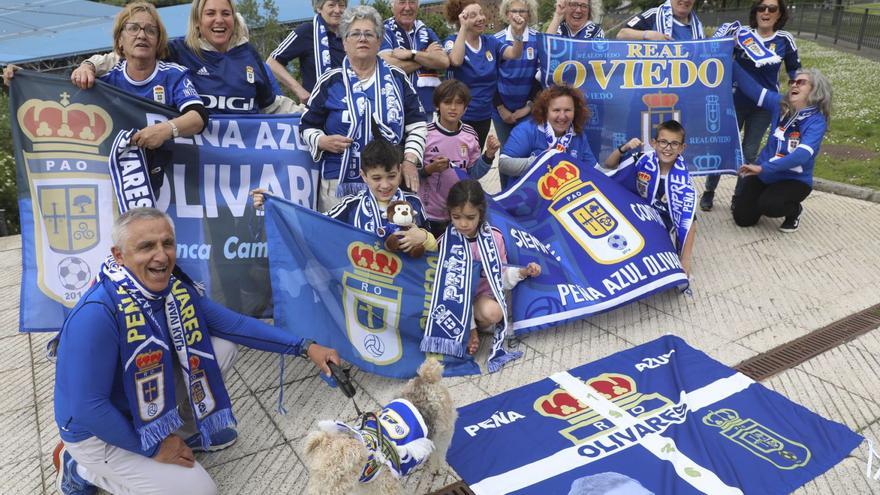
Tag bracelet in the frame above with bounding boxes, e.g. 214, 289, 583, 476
617, 145, 626, 154
82, 61, 96, 72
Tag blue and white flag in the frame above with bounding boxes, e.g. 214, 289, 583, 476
9, 70, 318, 331
539, 37, 743, 175
263, 195, 481, 378
490, 150, 689, 335
448, 335, 863, 494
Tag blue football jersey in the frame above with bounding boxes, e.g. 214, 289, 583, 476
100, 60, 201, 112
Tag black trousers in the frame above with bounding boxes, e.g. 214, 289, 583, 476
732, 175, 812, 227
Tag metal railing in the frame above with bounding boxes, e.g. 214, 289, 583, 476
699, 4, 880, 51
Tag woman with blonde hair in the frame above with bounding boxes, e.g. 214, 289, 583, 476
71, 0, 295, 114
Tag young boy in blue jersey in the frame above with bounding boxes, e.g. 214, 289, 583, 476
604, 120, 697, 275
252, 139, 437, 254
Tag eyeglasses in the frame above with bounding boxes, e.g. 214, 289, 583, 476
509, 8, 529, 15
789, 78, 810, 87
756, 4, 780, 13
568, 2, 590, 10
345, 30, 378, 40
323, 0, 347, 8
124, 22, 159, 38
656, 139, 683, 149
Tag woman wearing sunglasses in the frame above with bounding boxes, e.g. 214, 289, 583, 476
701, 0, 800, 212
731, 64, 832, 233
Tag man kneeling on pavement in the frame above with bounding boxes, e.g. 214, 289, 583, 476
52, 207, 340, 495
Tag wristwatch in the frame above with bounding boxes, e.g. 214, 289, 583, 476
300, 338, 315, 358
168, 120, 179, 139
410, 49, 418, 60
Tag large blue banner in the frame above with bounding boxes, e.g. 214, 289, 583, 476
264, 195, 481, 378
448, 335, 862, 494
9, 71, 317, 331
540, 37, 742, 176
494, 150, 688, 335
264, 151, 688, 377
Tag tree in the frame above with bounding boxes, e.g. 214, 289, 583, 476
237, 0, 286, 60
0, 90, 21, 234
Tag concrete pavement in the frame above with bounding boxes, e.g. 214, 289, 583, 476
1, 176, 879, 494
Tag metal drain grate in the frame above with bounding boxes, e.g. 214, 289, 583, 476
734, 303, 880, 381
429, 481, 475, 495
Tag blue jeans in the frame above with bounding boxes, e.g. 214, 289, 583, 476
704, 103, 772, 195
491, 112, 529, 146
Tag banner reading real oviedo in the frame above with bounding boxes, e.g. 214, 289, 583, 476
10, 71, 317, 331
540, 37, 743, 176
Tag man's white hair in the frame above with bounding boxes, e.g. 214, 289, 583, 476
111, 207, 175, 249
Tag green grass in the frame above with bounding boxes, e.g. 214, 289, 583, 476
795, 39, 880, 189
844, 2, 880, 14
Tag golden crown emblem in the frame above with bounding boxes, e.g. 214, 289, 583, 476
534, 373, 637, 421
642, 91, 679, 109
135, 350, 163, 370
538, 161, 581, 200
16, 92, 113, 153
348, 242, 402, 281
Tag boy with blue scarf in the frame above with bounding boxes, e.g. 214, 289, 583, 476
256, 139, 438, 253
604, 120, 698, 276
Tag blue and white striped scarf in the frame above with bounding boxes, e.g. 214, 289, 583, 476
337, 58, 406, 196
102, 256, 235, 451
384, 18, 442, 89
351, 187, 406, 235
714, 21, 782, 67
313, 14, 333, 81
633, 152, 695, 255
655, 0, 705, 40
422, 223, 522, 373
109, 129, 156, 212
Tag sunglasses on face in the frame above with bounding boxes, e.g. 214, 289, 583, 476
789, 78, 810, 87
756, 5, 780, 13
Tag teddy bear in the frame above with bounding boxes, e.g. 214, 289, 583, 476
381, 200, 425, 258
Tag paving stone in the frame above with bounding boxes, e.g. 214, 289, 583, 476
735, 319, 815, 354
538, 322, 634, 371
196, 394, 286, 470
794, 454, 879, 495
208, 444, 307, 494
0, 366, 35, 414
470, 339, 561, 397
795, 343, 880, 406
0, 333, 31, 373
0, 407, 40, 468
764, 368, 880, 432
233, 347, 319, 394
0, 454, 44, 495
255, 374, 381, 444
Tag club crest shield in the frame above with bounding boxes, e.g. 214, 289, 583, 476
540, 162, 644, 264
342, 242, 404, 365
17, 92, 116, 306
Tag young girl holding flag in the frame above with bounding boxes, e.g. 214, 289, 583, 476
422, 180, 540, 372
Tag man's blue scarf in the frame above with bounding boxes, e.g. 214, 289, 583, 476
109, 129, 156, 212
337, 58, 406, 196
714, 21, 782, 67
422, 223, 522, 373
101, 256, 235, 451
312, 14, 333, 81
655, 0, 705, 39
384, 18, 442, 90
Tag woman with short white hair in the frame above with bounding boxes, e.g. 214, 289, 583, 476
546, 0, 604, 39
493, 0, 542, 144
732, 65, 832, 232
300, 5, 428, 211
